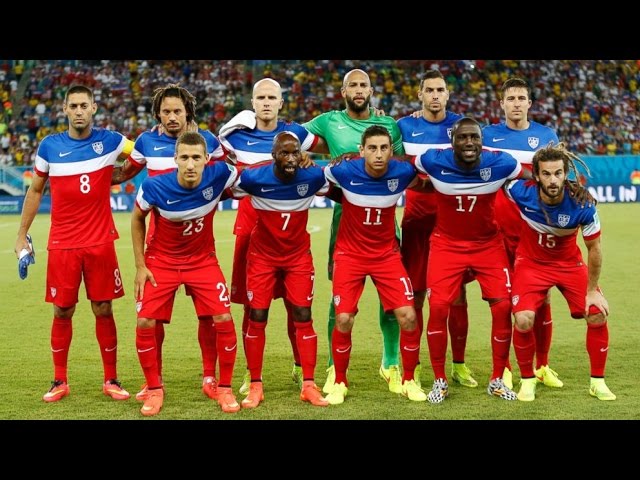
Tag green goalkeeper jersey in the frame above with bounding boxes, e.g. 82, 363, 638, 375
303, 108, 405, 158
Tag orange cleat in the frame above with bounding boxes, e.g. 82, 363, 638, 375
300, 381, 329, 407
140, 388, 164, 417
217, 387, 240, 413
241, 382, 264, 409
43, 380, 70, 403
202, 376, 218, 400
103, 379, 130, 400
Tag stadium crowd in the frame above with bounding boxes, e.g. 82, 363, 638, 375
1, 59, 639, 169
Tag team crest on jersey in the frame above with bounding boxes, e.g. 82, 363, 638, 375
333, 295, 341, 306
528, 137, 539, 149
297, 184, 309, 196
136, 301, 142, 313
202, 187, 214, 201
557, 214, 571, 227
247, 290, 253, 302
447, 128, 453, 139
512, 295, 520, 306
387, 179, 399, 192
50, 287, 57, 298
480, 168, 492, 181
92, 142, 104, 155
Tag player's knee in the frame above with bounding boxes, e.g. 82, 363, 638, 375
250, 309, 269, 322
335, 313, 353, 331
586, 311, 607, 326
91, 300, 113, 317
292, 306, 312, 322
514, 311, 534, 331
395, 307, 416, 331
54, 305, 75, 319
213, 313, 233, 324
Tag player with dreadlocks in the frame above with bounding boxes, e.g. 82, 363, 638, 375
112, 83, 227, 404
505, 142, 615, 402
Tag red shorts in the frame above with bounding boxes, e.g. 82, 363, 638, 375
246, 251, 315, 309
137, 255, 231, 322
231, 233, 286, 304
495, 188, 525, 267
46, 243, 124, 306
401, 215, 436, 292
332, 249, 414, 315
511, 257, 593, 319
427, 235, 511, 305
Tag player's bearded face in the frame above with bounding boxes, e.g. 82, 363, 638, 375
537, 159, 566, 200
345, 91, 371, 114
159, 97, 188, 136
274, 140, 301, 179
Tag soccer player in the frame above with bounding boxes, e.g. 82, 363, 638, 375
506, 142, 615, 401
218, 78, 319, 395
397, 69, 476, 389
483, 77, 561, 390
323, 125, 425, 405
230, 131, 332, 408
112, 83, 226, 402
304, 69, 406, 395
131, 131, 241, 416
414, 117, 526, 404
14, 84, 132, 403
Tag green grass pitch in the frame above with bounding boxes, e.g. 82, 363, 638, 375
0, 203, 638, 420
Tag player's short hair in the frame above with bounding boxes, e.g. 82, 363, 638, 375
273, 131, 300, 147
361, 125, 391, 146
253, 78, 282, 96
64, 84, 94, 103
451, 116, 482, 141
419, 69, 445, 89
175, 131, 206, 156
342, 69, 371, 88
151, 83, 197, 123
501, 77, 531, 100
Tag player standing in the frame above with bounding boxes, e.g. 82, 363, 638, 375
15, 84, 132, 402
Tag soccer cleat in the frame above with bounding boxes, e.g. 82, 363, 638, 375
322, 365, 336, 394
239, 370, 251, 396
451, 363, 479, 388
589, 378, 616, 401
217, 387, 241, 413
517, 378, 537, 402
202, 376, 218, 400
241, 382, 264, 409
325, 382, 348, 405
487, 378, 518, 401
414, 363, 422, 389
379, 365, 403, 394
426, 378, 449, 404
502, 367, 514, 390
300, 381, 329, 406
401, 379, 427, 402
535, 365, 564, 388
292, 364, 303, 390
136, 383, 164, 402
43, 380, 70, 403
140, 388, 164, 416
102, 379, 130, 400
18, 234, 35, 280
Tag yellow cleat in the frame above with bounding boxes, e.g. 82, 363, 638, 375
401, 379, 427, 402
379, 365, 403, 394
326, 382, 348, 405
239, 370, 251, 396
517, 378, 537, 402
535, 365, 563, 388
589, 378, 616, 401
451, 363, 478, 388
502, 367, 513, 390
322, 365, 336, 394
